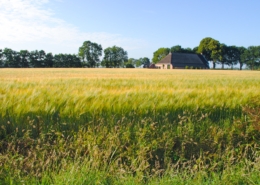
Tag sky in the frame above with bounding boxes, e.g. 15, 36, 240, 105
1, 0, 260, 60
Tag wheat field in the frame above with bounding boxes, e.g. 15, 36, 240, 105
0, 68, 260, 184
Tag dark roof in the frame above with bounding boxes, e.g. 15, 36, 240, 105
157, 53, 172, 64
157, 53, 209, 68
149, 63, 156, 68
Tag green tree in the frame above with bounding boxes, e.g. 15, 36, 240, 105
135, 57, 150, 68
29, 50, 46, 67
79, 41, 102, 68
71, 54, 82, 67
60, 54, 82, 67
135, 59, 142, 68
0, 49, 3, 67
29, 50, 37, 67
13, 51, 21, 67
184, 47, 193, 53
126, 58, 150, 68
171, 45, 194, 53
237, 47, 246, 70
242, 46, 260, 70
125, 63, 135, 68
219, 44, 228, 69
19, 50, 30, 67
53, 53, 88, 68
53, 54, 62, 67
152, 47, 170, 64
226, 46, 240, 69
45, 53, 54, 67
125, 58, 137, 67
193, 46, 199, 53
54, 54, 68, 67
3, 48, 20, 67
102, 46, 128, 68
197, 37, 221, 69
170, 45, 182, 53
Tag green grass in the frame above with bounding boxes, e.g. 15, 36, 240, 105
0, 68, 260, 184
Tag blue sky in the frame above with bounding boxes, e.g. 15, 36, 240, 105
1, 0, 260, 60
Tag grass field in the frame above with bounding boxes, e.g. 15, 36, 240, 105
0, 68, 260, 184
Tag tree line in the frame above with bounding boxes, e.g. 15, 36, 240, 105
0, 41, 150, 68
78, 41, 150, 68
1, 37, 259, 69
0, 48, 82, 68
152, 37, 260, 70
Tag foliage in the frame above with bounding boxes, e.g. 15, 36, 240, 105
125, 63, 135, 68
170, 45, 194, 54
0, 48, 83, 68
237, 46, 247, 70
29, 50, 46, 67
197, 37, 222, 69
135, 57, 150, 68
152, 47, 170, 64
225, 45, 240, 69
219, 45, 240, 69
45, 53, 54, 67
3, 48, 19, 67
0, 49, 3, 67
242, 46, 260, 70
192, 46, 199, 53
78, 41, 102, 68
126, 58, 137, 67
102, 46, 128, 68
125, 58, 150, 68
54, 54, 82, 68
1, 37, 260, 70
19, 50, 30, 67
140, 57, 151, 68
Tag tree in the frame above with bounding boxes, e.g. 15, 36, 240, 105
45, 53, 54, 67
242, 46, 260, 70
29, 50, 38, 67
226, 46, 240, 69
197, 37, 222, 69
237, 47, 246, 70
54, 54, 73, 67
125, 63, 135, 68
74, 55, 83, 67
170, 45, 182, 53
139, 57, 150, 68
79, 41, 102, 68
135, 59, 142, 68
58, 54, 82, 67
29, 50, 46, 67
101, 46, 128, 68
0, 49, 3, 67
193, 46, 198, 53
12, 51, 21, 67
219, 44, 228, 69
53, 54, 63, 67
125, 58, 137, 67
126, 57, 150, 68
184, 47, 193, 53
152, 47, 170, 64
3, 48, 20, 67
170, 45, 194, 53
19, 50, 30, 67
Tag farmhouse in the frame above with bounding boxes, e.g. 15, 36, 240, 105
155, 52, 209, 69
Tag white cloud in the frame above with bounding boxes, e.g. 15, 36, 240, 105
0, 0, 147, 55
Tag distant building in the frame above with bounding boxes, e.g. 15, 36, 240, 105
149, 63, 157, 68
155, 53, 209, 69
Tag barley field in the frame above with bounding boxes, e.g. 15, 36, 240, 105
0, 68, 260, 184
